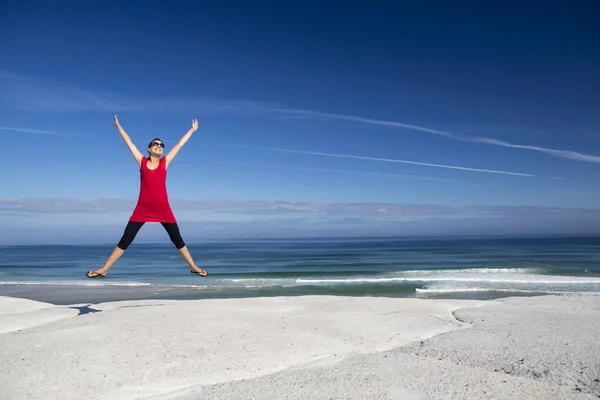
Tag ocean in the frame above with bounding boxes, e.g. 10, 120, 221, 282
1, 236, 599, 305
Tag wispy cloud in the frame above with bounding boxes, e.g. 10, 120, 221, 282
0, 126, 90, 136
0, 127, 58, 135
270, 115, 318, 121
272, 108, 600, 164
3, 197, 598, 219
0, 70, 275, 115
3, 70, 598, 164
212, 144, 535, 177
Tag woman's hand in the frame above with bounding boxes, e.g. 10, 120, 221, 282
191, 118, 199, 132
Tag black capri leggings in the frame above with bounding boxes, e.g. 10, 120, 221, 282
117, 221, 186, 250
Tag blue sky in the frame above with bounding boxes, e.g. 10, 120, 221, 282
1, 1, 599, 243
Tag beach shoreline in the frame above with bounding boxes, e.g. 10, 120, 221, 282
1, 293, 599, 399
0, 281, 584, 307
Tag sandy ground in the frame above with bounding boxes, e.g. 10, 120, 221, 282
0, 293, 598, 399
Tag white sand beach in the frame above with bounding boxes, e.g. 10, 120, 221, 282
1, 293, 599, 399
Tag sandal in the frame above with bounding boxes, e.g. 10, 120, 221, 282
87, 270, 106, 278
190, 268, 208, 277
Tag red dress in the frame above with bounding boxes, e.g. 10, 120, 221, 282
129, 157, 177, 223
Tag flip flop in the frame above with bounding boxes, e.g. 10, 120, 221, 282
190, 268, 208, 277
87, 270, 106, 278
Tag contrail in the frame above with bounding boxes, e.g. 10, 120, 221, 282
212, 143, 535, 177
272, 109, 600, 164
205, 160, 454, 181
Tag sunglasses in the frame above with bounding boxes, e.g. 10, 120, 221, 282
151, 142, 165, 148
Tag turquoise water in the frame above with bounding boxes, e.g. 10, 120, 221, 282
1, 236, 599, 304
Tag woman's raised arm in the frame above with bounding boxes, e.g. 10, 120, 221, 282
114, 115, 144, 165
165, 118, 199, 167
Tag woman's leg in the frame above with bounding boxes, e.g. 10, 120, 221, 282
87, 221, 144, 277
161, 222, 208, 276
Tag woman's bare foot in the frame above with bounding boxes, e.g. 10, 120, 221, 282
190, 265, 208, 277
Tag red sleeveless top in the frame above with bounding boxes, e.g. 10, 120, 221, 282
129, 157, 177, 223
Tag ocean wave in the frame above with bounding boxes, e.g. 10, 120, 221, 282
2, 271, 600, 293
396, 266, 600, 276
414, 288, 592, 294
394, 267, 541, 275
295, 274, 600, 285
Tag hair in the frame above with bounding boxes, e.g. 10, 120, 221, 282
147, 137, 164, 158
148, 138, 163, 148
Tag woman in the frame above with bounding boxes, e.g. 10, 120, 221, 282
86, 115, 208, 278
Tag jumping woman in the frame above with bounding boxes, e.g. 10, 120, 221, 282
86, 115, 208, 278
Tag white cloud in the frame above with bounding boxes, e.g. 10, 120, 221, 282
2, 197, 600, 244
1, 197, 598, 219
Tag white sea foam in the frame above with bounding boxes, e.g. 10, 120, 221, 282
295, 274, 600, 285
